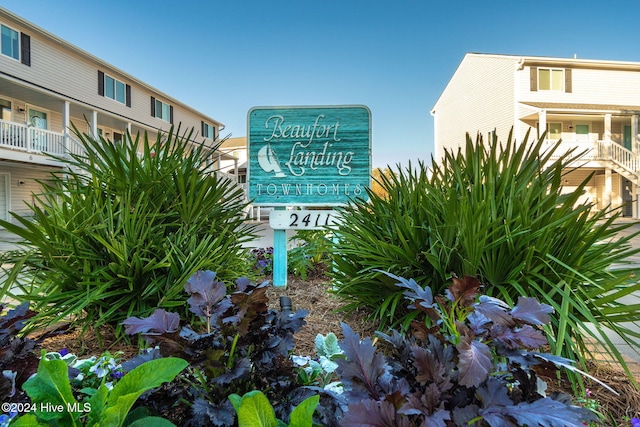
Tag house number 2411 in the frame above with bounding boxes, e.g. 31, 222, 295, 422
269, 210, 339, 230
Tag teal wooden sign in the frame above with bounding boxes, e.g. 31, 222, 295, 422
248, 105, 371, 206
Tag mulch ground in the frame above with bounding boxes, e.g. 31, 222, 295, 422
37, 272, 640, 425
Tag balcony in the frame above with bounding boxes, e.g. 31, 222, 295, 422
0, 119, 84, 158
546, 138, 640, 178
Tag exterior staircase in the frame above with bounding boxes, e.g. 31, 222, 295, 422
549, 139, 640, 185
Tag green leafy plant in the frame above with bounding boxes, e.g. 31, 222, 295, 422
575, 388, 605, 426
288, 230, 333, 279
45, 350, 126, 395
331, 130, 640, 381
11, 353, 187, 426
228, 390, 319, 427
292, 332, 344, 392
251, 247, 274, 276
0, 125, 255, 337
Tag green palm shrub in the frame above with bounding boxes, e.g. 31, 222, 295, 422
331, 130, 640, 378
0, 125, 255, 337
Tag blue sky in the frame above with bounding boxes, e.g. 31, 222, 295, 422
4, 0, 640, 168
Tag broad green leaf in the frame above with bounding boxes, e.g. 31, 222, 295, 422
108, 357, 188, 407
128, 416, 177, 427
22, 357, 80, 425
86, 384, 109, 426
93, 357, 187, 427
288, 395, 320, 427
229, 390, 279, 427
10, 413, 49, 426
100, 394, 140, 427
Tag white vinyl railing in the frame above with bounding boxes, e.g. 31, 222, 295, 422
547, 139, 640, 174
546, 139, 602, 160
0, 119, 84, 157
610, 142, 640, 173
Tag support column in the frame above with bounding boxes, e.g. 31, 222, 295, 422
604, 114, 612, 143
633, 115, 639, 153
604, 168, 612, 216
126, 122, 132, 143
538, 110, 547, 140
62, 101, 70, 153
90, 110, 98, 139
633, 115, 640, 218
635, 185, 640, 219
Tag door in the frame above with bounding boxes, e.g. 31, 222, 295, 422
575, 124, 590, 142
28, 108, 48, 151
624, 125, 632, 151
622, 178, 634, 217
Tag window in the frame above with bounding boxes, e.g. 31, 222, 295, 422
151, 97, 172, 123
1, 24, 19, 60
548, 122, 562, 140
99, 72, 130, 105
202, 121, 215, 139
29, 109, 47, 129
537, 122, 562, 140
1, 25, 30, 65
0, 99, 11, 121
538, 68, 564, 91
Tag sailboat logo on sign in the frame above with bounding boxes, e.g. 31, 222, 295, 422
257, 143, 286, 178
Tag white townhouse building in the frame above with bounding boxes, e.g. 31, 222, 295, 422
432, 53, 640, 218
0, 7, 235, 223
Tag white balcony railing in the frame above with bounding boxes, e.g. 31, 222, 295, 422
546, 138, 640, 179
0, 119, 84, 157
545, 139, 603, 160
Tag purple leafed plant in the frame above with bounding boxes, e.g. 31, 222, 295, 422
121, 270, 338, 427
0, 302, 39, 402
334, 272, 601, 426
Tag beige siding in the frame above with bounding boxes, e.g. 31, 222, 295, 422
517, 66, 640, 106
0, 173, 8, 221
572, 68, 640, 105
1, 10, 221, 139
432, 54, 517, 162
0, 162, 57, 219
562, 168, 601, 208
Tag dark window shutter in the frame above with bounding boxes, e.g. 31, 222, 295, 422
20, 33, 30, 66
201, 121, 205, 137
151, 97, 156, 117
125, 84, 131, 107
530, 66, 537, 91
98, 71, 105, 96
564, 68, 572, 93
170, 106, 174, 124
